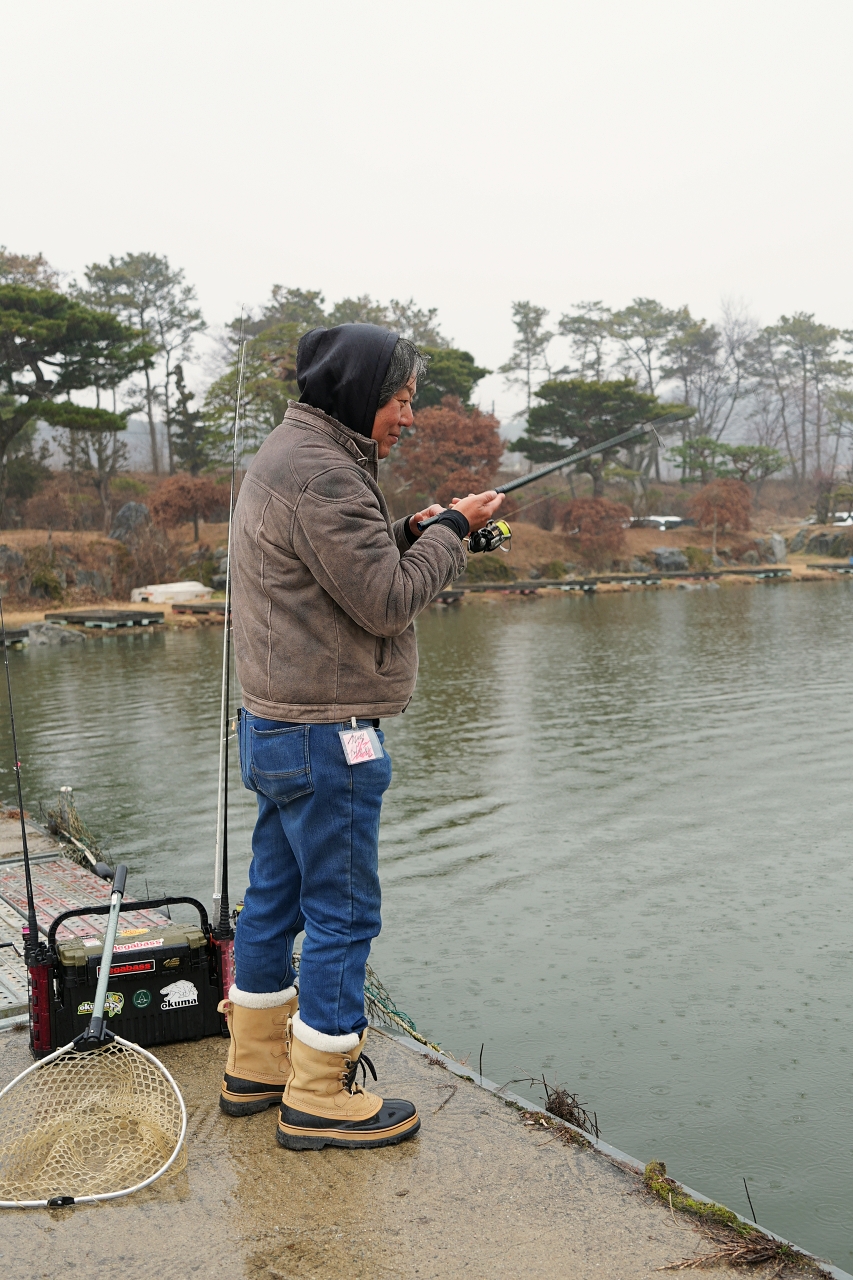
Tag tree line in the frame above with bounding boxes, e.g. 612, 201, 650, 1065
0, 247, 207, 531
0, 251, 495, 533
3, 243, 849, 540
502, 297, 853, 493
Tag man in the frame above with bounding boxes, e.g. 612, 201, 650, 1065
219, 323, 503, 1151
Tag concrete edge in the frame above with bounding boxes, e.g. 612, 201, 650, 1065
377, 1026, 853, 1280
0, 1013, 28, 1033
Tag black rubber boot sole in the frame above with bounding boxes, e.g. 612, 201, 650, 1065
276, 1114, 421, 1151
220, 1077, 284, 1116
220, 1093, 282, 1117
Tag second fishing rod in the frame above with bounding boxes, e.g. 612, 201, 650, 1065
418, 411, 690, 552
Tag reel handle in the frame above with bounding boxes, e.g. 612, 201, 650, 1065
468, 519, 512, 554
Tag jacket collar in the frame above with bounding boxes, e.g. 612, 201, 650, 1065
284, 402, 378, 478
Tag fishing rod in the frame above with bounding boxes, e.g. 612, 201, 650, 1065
212, 321, 247, 975
0, 601, 43, 966
418, 409, 693, 552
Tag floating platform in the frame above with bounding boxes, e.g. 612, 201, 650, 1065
171, 601, 226, 616
806, 562, 853, 573
0, 629, 28, 648
44, 609, 164, 628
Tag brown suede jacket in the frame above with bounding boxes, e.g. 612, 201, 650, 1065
231, 403, 467, 722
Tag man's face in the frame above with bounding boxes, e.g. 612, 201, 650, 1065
371, 376, 416, 459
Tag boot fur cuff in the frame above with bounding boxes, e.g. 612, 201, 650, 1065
292, 1011, 360, 1053
228, 984, 297, 1009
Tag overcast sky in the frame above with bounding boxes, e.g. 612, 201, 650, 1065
3, 0, 851, 420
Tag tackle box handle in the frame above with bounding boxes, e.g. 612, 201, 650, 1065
47, 896, 211, 952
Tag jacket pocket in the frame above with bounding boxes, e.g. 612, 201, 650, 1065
374, 636, 394, 674
249, 724, 313, 805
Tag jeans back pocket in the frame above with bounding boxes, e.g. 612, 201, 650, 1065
247, 722, 313, 806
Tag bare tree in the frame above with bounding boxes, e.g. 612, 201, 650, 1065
825, 387, 853, 477
662, 302, 755, 455
745, 313, 853, 484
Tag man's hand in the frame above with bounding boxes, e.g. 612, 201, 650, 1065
408, 504, 444, 538
450, 490, 505, 532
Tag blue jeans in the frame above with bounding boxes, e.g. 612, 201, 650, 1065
234, 711, 392, 1036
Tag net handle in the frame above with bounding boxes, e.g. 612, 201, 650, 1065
87, 865, 126, 1033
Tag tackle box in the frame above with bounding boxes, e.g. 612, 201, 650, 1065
30, 897, 225, 1057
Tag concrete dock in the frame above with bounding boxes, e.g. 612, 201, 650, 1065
0, 1027, 839, 1280
0, 808, 844, 1278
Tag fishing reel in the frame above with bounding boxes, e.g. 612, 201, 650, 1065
468, 519, 512, 554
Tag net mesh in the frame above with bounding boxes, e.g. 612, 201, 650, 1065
0, 1040, 185, 1203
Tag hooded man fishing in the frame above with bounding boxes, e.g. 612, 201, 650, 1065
220, 323, 504, 1150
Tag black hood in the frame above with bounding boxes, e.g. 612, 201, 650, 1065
296, 324, 400, 438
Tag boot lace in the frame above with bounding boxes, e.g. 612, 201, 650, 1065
342, 1052, 378, 1095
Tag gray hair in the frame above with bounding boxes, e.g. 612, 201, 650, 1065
378, 338, 429, 407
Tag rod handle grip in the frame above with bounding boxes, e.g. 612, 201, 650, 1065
112, 864, 127, 898
416, 513, 444, 533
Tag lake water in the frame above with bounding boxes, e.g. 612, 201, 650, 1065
2, 582, 852, 1268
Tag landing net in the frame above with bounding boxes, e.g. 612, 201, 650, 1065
0, 1037, 186, 1207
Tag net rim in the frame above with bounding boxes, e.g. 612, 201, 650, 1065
0, 1034, 187, 1209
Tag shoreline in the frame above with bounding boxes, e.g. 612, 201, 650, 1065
0, 556, 850, 631
441, 554, 848, 603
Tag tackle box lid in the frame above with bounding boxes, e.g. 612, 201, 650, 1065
56, 921, 208, 966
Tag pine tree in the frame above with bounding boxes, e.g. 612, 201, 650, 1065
169, 364, 211, 475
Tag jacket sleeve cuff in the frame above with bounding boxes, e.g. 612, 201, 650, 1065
429, 509, 470, 539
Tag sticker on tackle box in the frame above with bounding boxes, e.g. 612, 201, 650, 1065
78, 991, 124, 1018
339, 720, 384, 766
